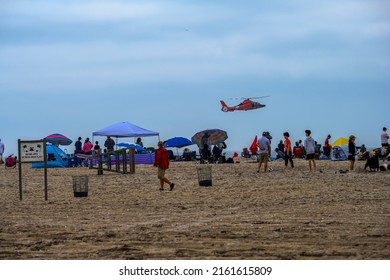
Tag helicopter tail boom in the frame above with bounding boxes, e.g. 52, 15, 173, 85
220, 100, 234, 112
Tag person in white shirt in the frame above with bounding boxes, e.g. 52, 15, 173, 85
381, 127, 389, 148
0, 138, 4, 165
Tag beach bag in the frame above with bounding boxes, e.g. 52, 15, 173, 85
5, 156, 16, 168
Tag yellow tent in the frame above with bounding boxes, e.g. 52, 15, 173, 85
332, 137, 348, 147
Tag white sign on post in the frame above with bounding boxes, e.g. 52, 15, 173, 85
18, 139, 48, 200
19, 141, 44, 163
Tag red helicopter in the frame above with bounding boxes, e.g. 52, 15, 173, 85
220, 96, 269, 112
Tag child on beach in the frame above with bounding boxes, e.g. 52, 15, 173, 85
154, 141, 175, 191
304, 130, 317, 172
94, 141, 101, 154
283, 132, 294, 168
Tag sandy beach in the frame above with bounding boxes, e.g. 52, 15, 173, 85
0, 159, 389, 260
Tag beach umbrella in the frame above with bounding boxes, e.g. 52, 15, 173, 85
45, 133, 72, 146
164, 137, 193, 148
191, 129, 228, 146
116, 143, 146, 151
164, 137, 194, 156
332, 137, 348, 147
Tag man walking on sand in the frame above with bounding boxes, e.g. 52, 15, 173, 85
304, 130, 317, 172
257, 132, 271, 173
154, 141, 175, 191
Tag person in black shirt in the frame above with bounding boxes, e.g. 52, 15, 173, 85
104, 136, 115, 153
348, 135, 357, 171
75, 137, 82, 153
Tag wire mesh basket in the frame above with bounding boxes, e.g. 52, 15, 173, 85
72, 175, 89, 197
196, 166, 212, 187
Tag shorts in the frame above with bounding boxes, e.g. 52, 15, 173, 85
348, 155, 355, 161
259, 153, 269, 163
306, 153, 315, 160
157, 167, 166, 179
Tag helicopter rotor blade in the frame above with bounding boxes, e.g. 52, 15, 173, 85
229, 96, 270, 100
244, 95, 270, 100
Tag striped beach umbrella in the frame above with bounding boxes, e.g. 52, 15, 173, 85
45, 133, 73, 146
191, 129, 228, 146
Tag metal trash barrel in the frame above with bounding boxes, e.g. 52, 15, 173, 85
72, 175, 89, 197
197, 166, 212, 187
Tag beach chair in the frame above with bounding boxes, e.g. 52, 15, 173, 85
242, 148, 251, 158
250, 148, 258, 156
68, 155, 79, 167
167, 150, 175, 160
183, 151, 196, 161
294, 146, 303, 158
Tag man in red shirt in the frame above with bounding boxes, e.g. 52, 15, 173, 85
154, 141, 175, 191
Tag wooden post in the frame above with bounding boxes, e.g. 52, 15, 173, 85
122, 149, 127, 174
18, 139, 23, 201
129, 147, 135, 174
98, 151, 103, 175
107, 151, 111, 171
115, 150, 120, 172
88, 154, 93, 169
43, 141, 48, 201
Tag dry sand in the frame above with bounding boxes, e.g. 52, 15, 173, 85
0, 159, 389, 260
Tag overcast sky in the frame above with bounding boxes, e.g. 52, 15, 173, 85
1, 0, 389, 156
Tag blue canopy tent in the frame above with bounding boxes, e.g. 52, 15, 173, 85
92, 122, 159, 164
93, 122, 159, 138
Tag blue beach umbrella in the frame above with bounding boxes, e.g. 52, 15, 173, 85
164, 137, 194, 156
164, 137, 193, 148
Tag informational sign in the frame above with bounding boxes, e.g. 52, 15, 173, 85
18, 139, 48, 200
19, 141, 44, 163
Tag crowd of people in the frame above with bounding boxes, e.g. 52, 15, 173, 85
254, 127, 389, 173
1, 127, 388, 176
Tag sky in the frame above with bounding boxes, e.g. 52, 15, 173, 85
1, 0, 389, 157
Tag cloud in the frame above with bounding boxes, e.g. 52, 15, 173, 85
2, 0, 162, 23
1, 0, 389, 94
